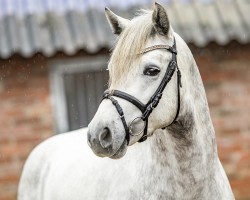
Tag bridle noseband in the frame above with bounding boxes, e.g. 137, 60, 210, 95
102, 38, 182, 145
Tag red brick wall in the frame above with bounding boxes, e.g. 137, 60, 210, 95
193, 43, 250, 200
0, 44, 249, 200
0, 54, 53, 200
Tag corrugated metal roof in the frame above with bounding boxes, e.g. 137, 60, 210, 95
0, 0, 249, 58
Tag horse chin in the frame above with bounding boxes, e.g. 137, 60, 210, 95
110, 139, 127, 159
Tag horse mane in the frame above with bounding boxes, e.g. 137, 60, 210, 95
108, 10, 154, 87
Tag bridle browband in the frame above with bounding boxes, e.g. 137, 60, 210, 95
102, 38, 182, 144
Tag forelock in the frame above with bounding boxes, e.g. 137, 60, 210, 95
108, 10, 154, 87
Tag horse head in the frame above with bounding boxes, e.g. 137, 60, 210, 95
87, 3, 192, 159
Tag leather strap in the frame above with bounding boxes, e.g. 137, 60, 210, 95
162, 68, 182, 129
108, 96, 131, 144
108, 90, 146, 113
138, 119, 148, 143
142, 59, 177, 120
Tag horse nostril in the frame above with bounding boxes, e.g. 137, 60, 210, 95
99, 127, 112, 149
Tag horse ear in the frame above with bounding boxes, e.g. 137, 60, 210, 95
152, 2, 170, 36
105, 7, 130, 35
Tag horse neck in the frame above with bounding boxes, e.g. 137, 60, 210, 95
145, 61, 218, 190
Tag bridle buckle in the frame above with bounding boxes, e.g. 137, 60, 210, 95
128, 116, 146, 137
150, 103, 155, 110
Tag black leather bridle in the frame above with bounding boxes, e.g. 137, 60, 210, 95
102, 38, 182, 144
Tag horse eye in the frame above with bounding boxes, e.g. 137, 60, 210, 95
143, 66, 160, 76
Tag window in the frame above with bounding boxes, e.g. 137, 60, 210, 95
50, 56, 109, 133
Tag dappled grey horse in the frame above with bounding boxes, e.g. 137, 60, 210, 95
18, 3, 234, 200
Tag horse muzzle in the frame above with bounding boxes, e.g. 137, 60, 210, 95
87, 122, 127, 159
